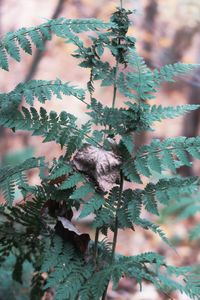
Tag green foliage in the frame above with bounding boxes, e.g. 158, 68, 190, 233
122, 137, 200, 182
41, 236, 94, 300
111, 253, 200, 299
147, 104, 200, 122
154, 63, 200, 84
0, 157, 45, 206
0, 254, 32, 300
161, 189, 200, 241
0, 18, 112, 71
118, 50, 199, 102
142, 176, 199, 215
0, 4, 200, 300
39, 236, 200, 300
79, 194, 105, 219
0, 106, 94, 152
0, 198, 45, 298
0, 79, 85, 110
119, 49, 156, 101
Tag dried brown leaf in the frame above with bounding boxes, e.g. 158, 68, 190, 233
72, 144, 122, 192
55, 216, 90, 253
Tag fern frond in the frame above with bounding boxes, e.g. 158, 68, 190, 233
86, 130, 103, 146
0, 157, 45, 206
123, 102, 200, 132
136, 218, 174, 249
130, 251, 165, 265
0, 18, 112, 70
59, 172, 84, 189
48, 162, 72, 181
154, 63, 200, 84
0, 79, 86, 110
117, 72, 138, 100
87, 98, 141, 135
64, 121, 93, 158
143, 176, 199, 215
41, 236, 95, 300
0, 107, 98, 150
131, 137, 200, 179
0, 195, 45, 271
93, 208, 114, 230
79, 194, 105, 219
85, 253, 200, 300
92, 187, 121, 230
70, 183, 95, 200
122, 160, 142, 183
63, 172, 105, 214
121, 189, 143, 223
146, 104, 200, 123
161, 190, 200, 240
121, 134, 135, 154
118, 51, 199, 103
0, 7, 200, 300
1, 177, 15, 207
157, 273, 200, 300
119, 49, 156, 101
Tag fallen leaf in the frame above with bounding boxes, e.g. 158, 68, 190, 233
72, 144, 122, 192
55, 216, 90, 253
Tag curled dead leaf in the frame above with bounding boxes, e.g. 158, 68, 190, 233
72, 144, 122, 192
55, 216, 90, 253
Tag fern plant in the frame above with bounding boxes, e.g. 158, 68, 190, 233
0, 2, 200, 300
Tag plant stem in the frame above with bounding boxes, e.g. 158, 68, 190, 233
101, 173, 124, 300
111, 60, 119, 109
111, 0, 123, 110
111, 172, 124, 262
94, 228, 100, 264
102, 4, 124, 298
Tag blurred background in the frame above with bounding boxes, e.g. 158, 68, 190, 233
0, 0, 200, 299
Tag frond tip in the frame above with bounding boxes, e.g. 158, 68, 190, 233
154, 63, 200, 84
0, 18, 112, 70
